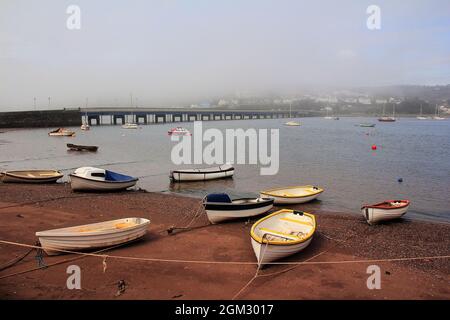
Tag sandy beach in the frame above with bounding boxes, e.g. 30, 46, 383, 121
0, 183, 449, 300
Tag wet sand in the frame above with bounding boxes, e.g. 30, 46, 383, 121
0, 183, 449, 300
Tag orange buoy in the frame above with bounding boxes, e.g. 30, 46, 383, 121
371, 145, 377, 150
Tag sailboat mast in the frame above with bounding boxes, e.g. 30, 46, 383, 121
289, 101, 292, 118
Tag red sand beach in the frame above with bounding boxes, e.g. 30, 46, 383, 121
0, 183, 449, 300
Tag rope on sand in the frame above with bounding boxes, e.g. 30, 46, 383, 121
0, 239, 448, 270
231, 231, 356, 300
0, 240, 139, 280
166, 198, 209, 234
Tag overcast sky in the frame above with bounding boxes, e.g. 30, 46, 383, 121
1, 0, 449, 110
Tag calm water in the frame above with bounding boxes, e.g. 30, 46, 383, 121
1, 117, 449, 223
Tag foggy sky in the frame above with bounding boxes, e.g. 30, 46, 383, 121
1, 0, 450, 110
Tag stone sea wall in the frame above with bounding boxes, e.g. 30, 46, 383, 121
0, 109, 81, 128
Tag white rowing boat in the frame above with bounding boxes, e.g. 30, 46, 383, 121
260, 185, 323, 204
122, 123, 139, 129
361, 200, 410, 225
170, 164, 234, 182
48, 128, 76, 136
69, 167, 138, 192
36, 217, 150, 255
250, 209, 316, 266
203, 193, 274, 224
0, 170, 63, 183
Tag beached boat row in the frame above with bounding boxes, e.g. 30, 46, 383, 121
0, 165, 409, 226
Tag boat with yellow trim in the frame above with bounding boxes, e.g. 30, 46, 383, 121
250, 209, 316, 266
284, 121, 300, 126
0, 170, 63, 183
260, 185, 323, 204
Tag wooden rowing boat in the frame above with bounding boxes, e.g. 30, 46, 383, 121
69, 167, 138, 192
260, 185, 323, 204
250, 209, 316, 266
361, 200, 410, 225
0, 170, 63, 183
67, 143, 98, 152
204, 193, 274, 224
48, 128, 76, 136
170, 164, 234, 182
36, 217, 150, 255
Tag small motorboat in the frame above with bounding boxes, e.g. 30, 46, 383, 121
0, 170, 63, 183
48, 128, 76, 136
168, 127, 191, 136
284, 121, 300, 126
359, 123, 376, 127
250, 209, 316, 266
36, 217, 150, 255
170, 164, 234, 182
203, 193, 274, 224
80, 123, 90, 130
378, 116, 396, 122
122, 123, 139, 129
361, 200, 410, 225
260, 185, 323, 204
69, 167, 138, 192
67, 143, 98, 152
416, 116, 429, 120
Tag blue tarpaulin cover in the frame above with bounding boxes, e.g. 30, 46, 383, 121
105, 170, 136, 182
206, 193, 232, 203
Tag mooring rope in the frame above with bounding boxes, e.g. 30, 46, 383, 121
0, 240, 140, 280
166, 197, 209, 234
0, 240, 448, 270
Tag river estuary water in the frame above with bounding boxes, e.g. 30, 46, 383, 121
0, 117, 449, 223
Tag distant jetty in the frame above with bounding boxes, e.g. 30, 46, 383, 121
0, 107, 318, 128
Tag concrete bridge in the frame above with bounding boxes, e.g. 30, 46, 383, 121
81, 107, 309, 126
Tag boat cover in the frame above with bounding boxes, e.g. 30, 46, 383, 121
105, 170, 136, 182
206, 193, 232, 203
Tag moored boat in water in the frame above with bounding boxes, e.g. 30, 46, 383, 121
250, 209, 316, 266
260, 185, 323, 204
170, 164, 234, 182
359, 123, 376, 127
36, 217, 150, 255
204, 193, 274, 224
168, 127, 191, 136
67, 143, 98, 152
122, 123, 139, 129
48, 128, 76, 136
284, 121, 300, 126
0, 170, 63, 183
361, 200, 410, 225
69, 167, 138, 191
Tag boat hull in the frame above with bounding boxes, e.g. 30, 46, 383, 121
1, 171, 63, 184
48, 132, 75, 136
251, 237, 313, 265
259, 193, 320, 204
361, 205, 409, 224
205, 199, 273, 224
170, 165, 234, 182
36, 218, 150, 255
70, 174, 137, 192
67, 144, 98, 152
